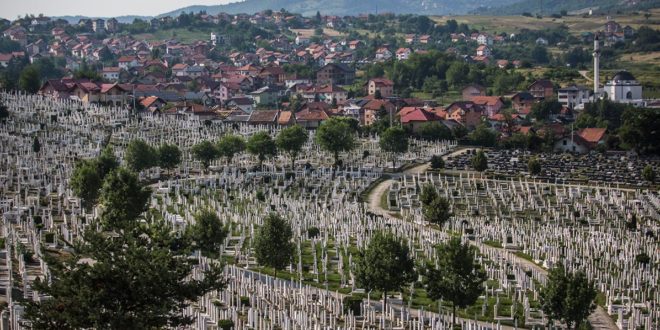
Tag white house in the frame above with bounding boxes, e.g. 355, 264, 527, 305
602, 71, 644, 106
558, 85, 590, 110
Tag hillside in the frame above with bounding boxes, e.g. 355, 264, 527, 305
157, 0, 521, 17
477, 0, 660, 16
55, 15, 152, 24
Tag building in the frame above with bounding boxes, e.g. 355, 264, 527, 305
558, 85, 590, 110
367, 78, 394, 98
102, 67, 121, 81
105, 18, 119, 33
602, 71, 643, 106
92, 19, 105, 33
316, 63, 355, 86
462, 84, 486, 101
476, 45, 491, 57
470, 96, 504, 117
528, 79, 554, 99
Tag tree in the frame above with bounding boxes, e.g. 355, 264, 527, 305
19, 65, 41, 93
189, 209, 228, 257
380, 126, 408, 169
642, 165, 655, 183
0, 104, 8, 120
528, 157, 542, 175
24, 229, 225, 329
275, 125, 308, 170
418, 122, 452, 141
423, 237, 486, 327
315, 117, 356, 169
157, 143, 182, 173
541, 265, 597, 329
99, 167, 152, 230
247, 131, 277, 169
191, 140, 219, 170
217, 134, 246, 164
124, 139, 157, 172
531, 100, 562, 121
70, 159, 103, 210
32, 136, 41, 153
419, 184, 438, 207
354, 231, 415, 313
469, 124, 498, 147
423, 195, 451, 226
96, 146, 119, 178
253, 213, 294, 277
471, 150, 488, 172
430, 155, 444, 170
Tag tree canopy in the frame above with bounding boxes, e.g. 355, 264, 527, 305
189, 209, 228, 257
99, 167, 151, 230
191, 140, 219, 169
124, 139, 158, 172
471, 150, 488, 172
157, 143, 182, 172
541, 264, 597, 329
423, 237, 486, 327
247, 131, 278, 169
253, 213, 294, 277
315, 117, 357, 167
217, 134, 246, 163
379, 126, 408, 169
276, 125, 308, 170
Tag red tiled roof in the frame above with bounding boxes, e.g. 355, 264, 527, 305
400, 108, 441, 123
471, 96, 502, 107
578, 128, 607, 143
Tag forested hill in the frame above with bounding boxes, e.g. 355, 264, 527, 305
476, 0, 660, 16
157, 0, 520, 17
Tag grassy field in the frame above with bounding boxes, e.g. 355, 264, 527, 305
431, 8, 660, 35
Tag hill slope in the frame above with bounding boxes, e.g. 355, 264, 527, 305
477, 0, 660, 16
158, 0, 521, 17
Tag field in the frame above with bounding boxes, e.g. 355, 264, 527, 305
431, 8, 660, 35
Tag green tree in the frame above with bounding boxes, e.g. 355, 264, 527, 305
189, 209, 228, 257
124, 139, 158, 172
379, 126, 408, 169
642, 165, 655, 183
0, 104, 9, 120
430, 155, 445, 169
355, 231, 416, 313
99, 167, 152, 230
419, 184, 438, 207
24, 229, 225, 329
423, 237, 486, 327
96, 146, 119, 178
247, 131, 277, 169
275, 125, 308, 170
541, 265, 597, 329
528, 157, 542, 175
32, 136, 41, 153
217, 134, 246, 164
469, 124, 498, 147
157, 143, 182, 173
253, 213, 294, 277
418, 122, 452, 141
423, 195, 451, 226
70, 159, 103, 210
471, 150, 488, 172
19, 65, 41, 93
191, 140, 219, 170
315, 117, 356, 169
531, 100, 562, 121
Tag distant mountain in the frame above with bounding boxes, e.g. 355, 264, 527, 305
55, 15, 152, 24
476, 0, 660, 16
157, 0, 521, 17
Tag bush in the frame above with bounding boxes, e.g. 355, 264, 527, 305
218, 319, 234, 330
343, 295, 363, 315
635, 253, 650, 265
307, 227, 320, 238
240, 296, 250, 307
430, 155, 445, 170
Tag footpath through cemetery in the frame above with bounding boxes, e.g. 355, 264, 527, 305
0, 92, 658, 329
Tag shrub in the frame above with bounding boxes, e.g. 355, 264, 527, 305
218, 319, 234, 330
430, 155, 444, 169
307, 227, 320, 238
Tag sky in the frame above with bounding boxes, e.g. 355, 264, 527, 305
1, 0, 237, 20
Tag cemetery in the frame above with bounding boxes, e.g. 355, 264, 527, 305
0, 92, 657, 329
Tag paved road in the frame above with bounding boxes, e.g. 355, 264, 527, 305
366, 159, 619, 330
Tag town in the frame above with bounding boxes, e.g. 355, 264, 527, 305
0, 3, 658, 330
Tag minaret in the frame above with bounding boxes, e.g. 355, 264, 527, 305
593, 35, 600, 98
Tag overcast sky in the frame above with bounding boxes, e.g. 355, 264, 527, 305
2, 0, 237, 19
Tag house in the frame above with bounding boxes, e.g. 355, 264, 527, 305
295, 34, 310, 45
172, 63, 188, 77
398, 107, 442, 133
445, 101, 485, 128
558, 85, 590, 110
462, 84, 486, 101
102, 67, 121, 81
39, 79, 74, 99
476, 45, 491, 57
477, 34, 493, 46
0, 53, 12, 67
315, 84, 348, 105
227, 97, 255, 113
578, 128, 607, 148
99, 83, 129, 106
139, 96, 166, 113
470, 96, 504, 117
71, 81, 102, 103
375, 47, 392, 61
367, 78, 394, 98
554, 132, 591, 154
419, 35, 431, 44
510, 91, 536, 114
316, 63, 355, 86
528, 79, 554, 99
278, 110, 296, 126
296, 108, 329, 129
105, 18, 119, 33
118, 56, 140, 70
92, 19, 105, 33
396, 48, 412, 61
362, 99, 396, 126
248, 110, 280, 126
250, 86, 280, 106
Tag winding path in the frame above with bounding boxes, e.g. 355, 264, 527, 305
366, 154, 618, 330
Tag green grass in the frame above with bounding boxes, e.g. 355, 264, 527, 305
134, 28, 209, 43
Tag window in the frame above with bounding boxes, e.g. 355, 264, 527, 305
563, 140, 567, 146
626, 91, 632, 99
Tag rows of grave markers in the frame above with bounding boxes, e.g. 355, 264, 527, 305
1, 91, 657, 329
